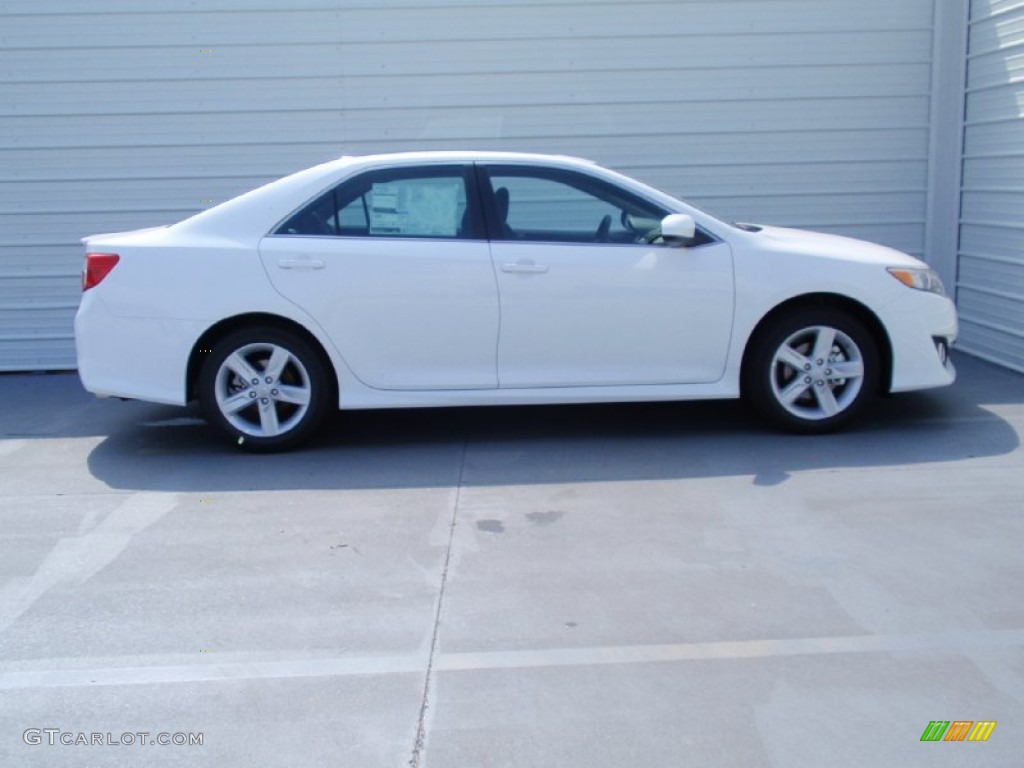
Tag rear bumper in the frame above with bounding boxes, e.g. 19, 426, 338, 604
75, 291, 201, 406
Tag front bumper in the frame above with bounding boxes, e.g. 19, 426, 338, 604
885, 292, 958, 393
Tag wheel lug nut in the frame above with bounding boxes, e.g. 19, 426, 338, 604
804, 364, 811, 371
249, 391, 257, 398
825, 369, 832, 376
816, 359, 824, 365
251, 378, 259, 385
816, 380, 824, 387
265, 377, 273, 384
804, 377, 812, 384
261, 398, 269, 404
271, 389, 279, 396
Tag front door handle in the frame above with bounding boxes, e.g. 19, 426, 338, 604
277, 257, 325, 270
501, 261, 549, 274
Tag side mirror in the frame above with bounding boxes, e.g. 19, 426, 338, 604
660, 214, 696, 246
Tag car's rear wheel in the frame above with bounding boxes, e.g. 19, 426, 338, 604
198, 326, 331, 451
743, 308, 879, 433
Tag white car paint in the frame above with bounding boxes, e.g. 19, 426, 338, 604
258, 235, 500, 390
75, 151, 957, 437
490, 238, 734, 387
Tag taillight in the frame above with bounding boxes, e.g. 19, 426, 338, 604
83, 253, 119, 291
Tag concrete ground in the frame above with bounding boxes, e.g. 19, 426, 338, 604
0, 352, 1021, 767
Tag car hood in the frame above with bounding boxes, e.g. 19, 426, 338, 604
751, 225, 925, 268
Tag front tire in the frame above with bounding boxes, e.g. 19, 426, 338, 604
198, 326, 331, 451
743, 308, 879, 434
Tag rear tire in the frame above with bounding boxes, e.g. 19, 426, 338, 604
743, 308, 879, 434
198, 326, 331, 452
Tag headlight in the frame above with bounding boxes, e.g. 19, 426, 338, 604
887, 268, 948, 297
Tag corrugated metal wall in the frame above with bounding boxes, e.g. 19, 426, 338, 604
1, 0, 939, 371
958, 0, 1024, 373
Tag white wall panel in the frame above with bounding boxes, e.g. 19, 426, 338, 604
0, 0, 945, 370
958, 0, 1024, 372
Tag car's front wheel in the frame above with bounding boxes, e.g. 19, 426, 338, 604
743, 308, 880, 433
198, 326, 331, 451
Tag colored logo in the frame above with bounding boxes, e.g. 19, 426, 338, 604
921, 721, 996, 742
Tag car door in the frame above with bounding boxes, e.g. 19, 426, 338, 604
259, 164, 499, 390
479, 164, 734, 388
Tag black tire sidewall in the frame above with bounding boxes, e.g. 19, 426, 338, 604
198, 326, 331, 451
743, 308, 880, 434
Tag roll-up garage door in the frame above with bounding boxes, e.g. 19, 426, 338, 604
958, 0, 1024, 372
0, 0, 944, 370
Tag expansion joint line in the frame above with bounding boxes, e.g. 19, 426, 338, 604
409, 435, 468, 768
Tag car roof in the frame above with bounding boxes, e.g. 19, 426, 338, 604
322, 150, 599, 174
315, 151, 598, 179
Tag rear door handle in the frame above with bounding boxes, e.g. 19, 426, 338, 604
277, 257, 325, 270
501, 261, 549, 274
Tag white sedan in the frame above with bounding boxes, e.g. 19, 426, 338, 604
75, 151, 957, 451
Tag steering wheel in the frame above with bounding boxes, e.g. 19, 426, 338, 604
622, 211, 664, 244
594, 214, 612, 242
639, 226, 662, 245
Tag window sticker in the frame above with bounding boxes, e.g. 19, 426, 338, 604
369, 180, 462, 237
